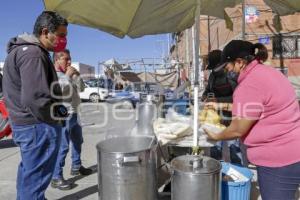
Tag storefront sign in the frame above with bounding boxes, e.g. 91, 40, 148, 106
245, 6, 259, 23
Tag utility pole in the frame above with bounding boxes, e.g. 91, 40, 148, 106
185, 29, 190, 64
242, 0, 246, 40
167, 34, 170, 60
185, 28, 190, 81
265, 20, 284, 69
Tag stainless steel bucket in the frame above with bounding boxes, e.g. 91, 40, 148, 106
171, 155, 221, 200
96, 136, 158, 200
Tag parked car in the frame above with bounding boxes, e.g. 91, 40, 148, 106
106, 82, 163, 108
0, 98, 12, 140
86, 77, 113, 89
79, 82, 109, 102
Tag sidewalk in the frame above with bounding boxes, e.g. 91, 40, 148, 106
0, 103, 299, 199
0, 130, 101, 200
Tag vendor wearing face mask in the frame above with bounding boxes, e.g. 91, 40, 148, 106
202, 50, 243, 165
204, 40, 300, 200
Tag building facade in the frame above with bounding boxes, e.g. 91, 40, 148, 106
71, 62, 95, 80
171, 0, 300, 95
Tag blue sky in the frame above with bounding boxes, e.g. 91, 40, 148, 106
0, 0, 170, 67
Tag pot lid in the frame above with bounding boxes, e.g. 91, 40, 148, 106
171, 155, 221, 174
96, 136, 156, 154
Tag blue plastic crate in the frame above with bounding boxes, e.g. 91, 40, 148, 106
221, 162, 253, 200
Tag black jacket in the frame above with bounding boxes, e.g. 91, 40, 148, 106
202, 70, 237, 103
3, 34, 63, 125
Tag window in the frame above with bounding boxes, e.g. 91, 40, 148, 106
273, 36, 300, 59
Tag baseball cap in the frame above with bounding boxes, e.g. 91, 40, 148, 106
214, 40, 255, 72
207, 49, 222, 70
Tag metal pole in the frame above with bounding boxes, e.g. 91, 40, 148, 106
208, 16, 211, 52
97, 62, 100, 101
217, 28, 219, 48
143, 59, 147, 82
265, 20, 284, 69
279, 33, 284, 69
185, 29, 190, 82
167, 34, 170, 59
192, 0, 201, 147
185, 29, 190, 65
242, 0, 246, 40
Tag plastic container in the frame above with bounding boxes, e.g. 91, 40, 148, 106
164, 99, 189, 115
221, 162, 253, 200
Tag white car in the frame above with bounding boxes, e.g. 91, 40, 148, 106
79, 83, 109, 102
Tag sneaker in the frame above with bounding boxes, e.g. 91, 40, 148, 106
51, 178, 72, 190
70, 166, 93, 176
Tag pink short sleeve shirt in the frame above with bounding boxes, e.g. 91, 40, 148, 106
232, 60, 300, 167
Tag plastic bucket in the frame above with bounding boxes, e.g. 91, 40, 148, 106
221, 162, 253, 200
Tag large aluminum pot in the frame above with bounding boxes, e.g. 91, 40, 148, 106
171, 155, 221, 200
96, 136, 158, 200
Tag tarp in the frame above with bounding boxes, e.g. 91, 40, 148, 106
43, 0, 300, 38
264, 0, 300, 16
43, 0, 241, 38
137, 71, 178, 89
118, 72, 141, 83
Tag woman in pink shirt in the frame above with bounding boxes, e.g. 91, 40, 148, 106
205, 40, 300, 199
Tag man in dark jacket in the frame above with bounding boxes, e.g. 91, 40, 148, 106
202, 50, 237, 103
3, 11, 68, 200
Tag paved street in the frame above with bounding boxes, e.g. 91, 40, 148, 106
0, 102, 299, 200
0, 103, 137, 200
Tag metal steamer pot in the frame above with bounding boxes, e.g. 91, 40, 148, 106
171, 155, 222, 200
96, 136, 158, 200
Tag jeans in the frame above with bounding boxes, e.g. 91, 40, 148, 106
257, 161, 300, 200
12, 123, 61, 200
210, 140, 243, 165
53, 113, 83, 179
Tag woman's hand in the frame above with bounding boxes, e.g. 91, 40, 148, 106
203, 128, 220, 141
